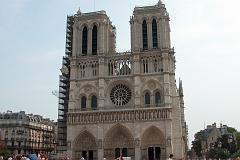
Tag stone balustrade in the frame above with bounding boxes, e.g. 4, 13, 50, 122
67, 107, 172, 124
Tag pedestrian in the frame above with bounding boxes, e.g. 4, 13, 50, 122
168, 154, 173, 160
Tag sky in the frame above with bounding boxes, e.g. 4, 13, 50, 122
0, 0, 240, 146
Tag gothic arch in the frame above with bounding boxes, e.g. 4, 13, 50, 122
104, 124, 134, 149
141, 126, 165, 149
141, 79, 163, 93
150, 16, 159, 23
80, 23, 89, 31
73, 130, 97, 151
153, 89, 164, 105
90, 22, 100, 29
77, 84, 98, 99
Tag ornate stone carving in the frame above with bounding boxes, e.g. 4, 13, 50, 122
84, 86, 92, 93
148, 81, 156, 90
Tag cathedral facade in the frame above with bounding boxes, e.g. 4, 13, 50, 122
63, 1, 187, 159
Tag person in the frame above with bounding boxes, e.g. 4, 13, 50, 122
8, 156, 13, 160
0, 156, 3, 160
168, 154, 173, 160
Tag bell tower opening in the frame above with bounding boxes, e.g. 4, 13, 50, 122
82, 26, 88, 56
92, 25, 98, 55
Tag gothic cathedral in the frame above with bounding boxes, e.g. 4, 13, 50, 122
59, 1, 188, 159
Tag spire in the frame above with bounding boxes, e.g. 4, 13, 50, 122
179, 78, 184, 97
158, 0, 162, 6
77, 7, 81, 15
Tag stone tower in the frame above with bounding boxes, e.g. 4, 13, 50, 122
64, 1, 188, 159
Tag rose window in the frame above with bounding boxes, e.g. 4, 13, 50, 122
110, 84, 132, 106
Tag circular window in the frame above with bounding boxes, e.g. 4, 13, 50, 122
110, 84, 132, 106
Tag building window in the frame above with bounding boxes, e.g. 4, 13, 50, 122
155, 92, 161, 106
143, 59, 149, 73
92, 25, 98, 55
145, 92, 150, 106
92, 63, 97, 77
142, 20, 148, 50
152, 19, 158, 48
81, 96, 87, 109
110, 84, 132, 106
82, 26, 88, 55
91, 95, 97, 109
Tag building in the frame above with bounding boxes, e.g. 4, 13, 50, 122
0, 129, 5, 149
0, 111, 56, 155
193, 123, 236, 157
57, 0, 188, 159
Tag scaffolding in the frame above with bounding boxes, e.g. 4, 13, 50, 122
57, 16, 74, 153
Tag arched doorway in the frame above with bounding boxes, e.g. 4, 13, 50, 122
104, 124, 135, 159
141, 126, 166, 160
73, 130, 97, 160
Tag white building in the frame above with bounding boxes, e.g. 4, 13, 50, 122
0, 111, 56, 155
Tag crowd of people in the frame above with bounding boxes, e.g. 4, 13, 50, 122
0, 153, 48, 160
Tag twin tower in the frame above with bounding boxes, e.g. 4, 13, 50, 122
57, 1, 188, 160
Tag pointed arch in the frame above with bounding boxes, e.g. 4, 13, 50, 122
73, 130, 97, 151
155, 91, 161, 105
142, 20, 148, 50
91, 95, 97, 109
82, 26, 88, 55
104, 124, 134, 149
92, 25, 98, 55
144, 92, 151, 106
81, 96, 86, 109
152, 19, 158, 48
141, 126, 165, 148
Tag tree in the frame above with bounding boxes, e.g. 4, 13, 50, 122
236, 132, 240, 150
227, 127, 238, 133
192, 138, 202, 157
206, 148, 230, 159
192, 131, 206, 157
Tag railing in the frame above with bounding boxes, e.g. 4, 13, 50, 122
67, 107, 172, 124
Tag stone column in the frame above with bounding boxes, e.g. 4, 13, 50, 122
133, 55, 141, 107
157, 18, 162, 49
98, 149, 104, 160
72, 24, 78, 57
147, 20, 152, 50
148, 20, 153, 49
98, 57, 105, 109
162, 52, 171, 106
88, 28, 92, 55
139, 22, 143, 51
79, 26, 82, 56
98, 24, 104, 54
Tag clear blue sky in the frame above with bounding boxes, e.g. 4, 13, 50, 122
1, 0, 240, 145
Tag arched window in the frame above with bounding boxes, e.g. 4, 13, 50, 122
144, 92, 150, 106
155, 92, 161, 106
92, 25, 98, 55
82, 27, 88, 56
152, 19, 158, 48
91, 95, 97, 109
142, 20, 148, 50
81, 96, 86, 109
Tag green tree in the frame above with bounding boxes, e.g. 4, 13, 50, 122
0, 149, 11, 158
192, 139, 202, 157
236, 132, 240, 150
227, 127, 237, 133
